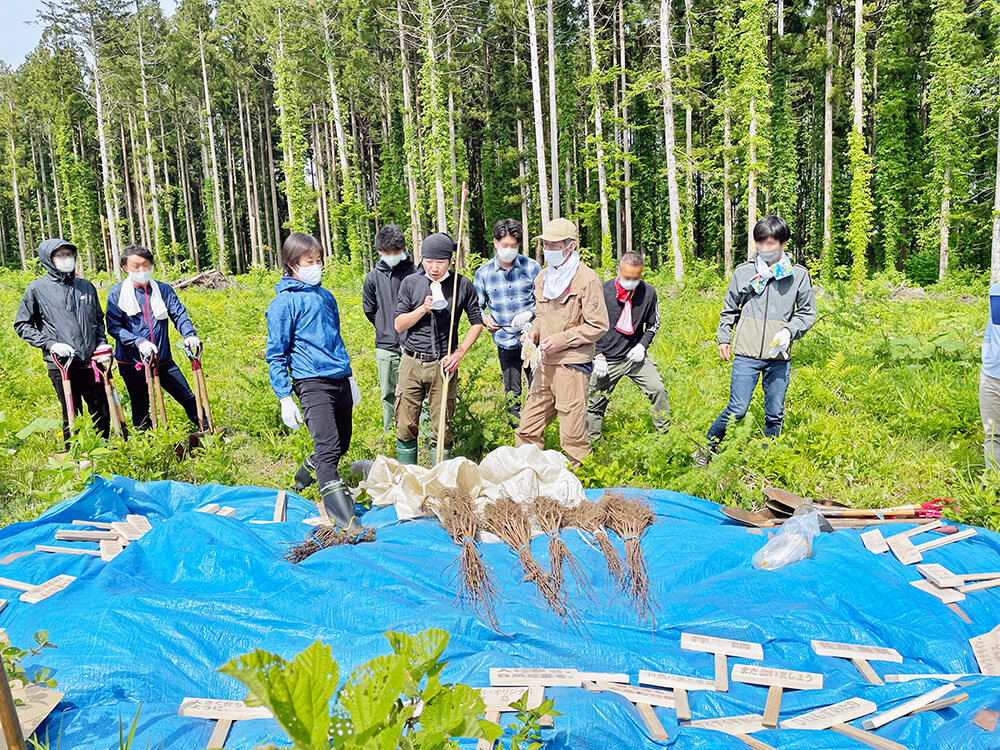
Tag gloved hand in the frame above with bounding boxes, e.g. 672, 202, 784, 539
138, 340, 158, 360
349, 377, 361, 406
50, 342, 74, 359
626, 344, 645, 363
768, 327, 792, 358
510, 310, 534, 330
184, 336, 201, 352
593, 356, 609, 378
280, 396, 303, 430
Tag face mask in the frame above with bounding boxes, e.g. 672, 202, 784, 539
382, 252, 406, 268
53, 256, 76, 273
757, 248, 782, 264
544, 249, 567, 268
129, 270, 153, 286
618, 276, 640, 291
296, 264, 323, 286
496, 246, 519, 264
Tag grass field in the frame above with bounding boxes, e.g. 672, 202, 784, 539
1, 262, 995, 530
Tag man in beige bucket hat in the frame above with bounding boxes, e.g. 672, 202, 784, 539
514, 218, 609, 467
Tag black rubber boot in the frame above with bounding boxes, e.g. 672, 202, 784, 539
320, 480, 355, 528
293, 455, 316, 490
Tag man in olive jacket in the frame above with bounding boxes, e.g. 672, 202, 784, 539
515, 218, 609, 467
697, 215, 816, 464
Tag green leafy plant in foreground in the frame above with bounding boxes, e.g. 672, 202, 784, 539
3, 630, 57, 700
220, 628, 519, 750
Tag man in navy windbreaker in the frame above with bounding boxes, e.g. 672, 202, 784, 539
106, 245, 204, 430
266, 232, 358, 527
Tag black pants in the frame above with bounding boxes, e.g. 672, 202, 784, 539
48, 366, 111, 446
498, 345, 533, 418
118, 359, 202, 430
293, 376, 354, 492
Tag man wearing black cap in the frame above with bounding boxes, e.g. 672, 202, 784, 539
14, 238, 111, 446
393, 232, 484, 464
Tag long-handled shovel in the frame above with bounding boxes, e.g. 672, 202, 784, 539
94, 347, 127, 439
184, 343, 214, 433
52, 352, 76, 424
435, 182, 468, 465
144, 354, 167, 428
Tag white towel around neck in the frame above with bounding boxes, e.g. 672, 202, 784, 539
119, 278, 168, 320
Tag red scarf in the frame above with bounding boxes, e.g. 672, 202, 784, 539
614, 278, 634, 335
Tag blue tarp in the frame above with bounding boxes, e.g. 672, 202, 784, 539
2, 475, 999, 749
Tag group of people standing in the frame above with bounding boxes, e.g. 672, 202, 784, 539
14, 213, 820, 531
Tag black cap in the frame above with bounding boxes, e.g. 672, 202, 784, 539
421, 232, 456, 260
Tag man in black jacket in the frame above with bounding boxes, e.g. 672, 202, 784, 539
362, 224, 420, 432
14, 238, 111, 445
586, 251, 669, 441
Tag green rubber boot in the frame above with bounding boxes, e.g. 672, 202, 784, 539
396, 439, 418, 465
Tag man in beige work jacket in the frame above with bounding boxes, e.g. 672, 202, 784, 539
514, 218, 609, 467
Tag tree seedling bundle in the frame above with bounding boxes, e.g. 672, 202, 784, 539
572, 497, 626, 590
601, 492, 656, 621
531, 495, 593, 602
283, 524, 376, 563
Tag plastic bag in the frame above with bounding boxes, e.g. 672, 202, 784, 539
752, 510, 822, 570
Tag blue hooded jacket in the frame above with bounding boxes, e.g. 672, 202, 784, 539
265, 276, 353, 399
106, 280, 197, 364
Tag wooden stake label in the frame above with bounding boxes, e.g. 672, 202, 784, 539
731, 665, 823, 690
910, 579, 965, 603
780, 698, 876, 730
860, 684, 956, 730
126, 515, 152, 534
916, 563, 962, 589
680, 633, 764, 659
887, 535, 921, 565
971, 624, 1000, 676
273, 490, 287, 523
217, 506, 237, 517
638, 670, 715, 692
55, 529, 117, 542
100, 539, 124, 562
197, 503, 220, 514
478, 686, 544, 711
861, 529, 888, 554
598, 682, 675, 709
914, 528, 975, 552
687, 714, 767, 735
20, 574, 76, 604
489, 668, 581, 687
810, 640, 902, 663
178, 697, 272, 720
34, 545, 101, 557
884, 673, 965, 683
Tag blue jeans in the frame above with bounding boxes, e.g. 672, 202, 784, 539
707, 356, 791, 445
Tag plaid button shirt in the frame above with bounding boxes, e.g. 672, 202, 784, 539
473, 253, 542, 349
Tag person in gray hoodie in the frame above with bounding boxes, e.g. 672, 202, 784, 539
696, 216, 816, 464
14, 238, 111, 445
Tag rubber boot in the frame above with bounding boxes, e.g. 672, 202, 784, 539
396, 439, 418, 465
320, 480, 355, 528
434, 445, 453, 465
293, 455, 316, 490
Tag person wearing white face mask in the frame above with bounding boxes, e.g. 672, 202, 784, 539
473, 219, 541, 423
361, 224, 420, 437
514, 218, 609, 467
266, 233, 360, 527
106, 245, 205, 432
14, 238, 111, 446
586, 252, 670, 442
695, 215, 816, 466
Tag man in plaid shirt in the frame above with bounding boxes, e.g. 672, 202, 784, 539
474, 219, 541, 421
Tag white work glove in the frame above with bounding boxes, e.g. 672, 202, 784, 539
138, 340, 158, 360
768, 327, 792, 358
184, 336, 201, 352
593, 356, 609, 378
280, 396, 303, 430
349, 377, 361, 406
626, 344, 645, 363
510, 310, 534, 330
49, 342, 75, 359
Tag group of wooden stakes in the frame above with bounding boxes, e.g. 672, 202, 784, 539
2, 488, 999, 749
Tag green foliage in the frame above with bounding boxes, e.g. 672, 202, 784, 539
219, 629, 504, 750
2, 630, 58, 697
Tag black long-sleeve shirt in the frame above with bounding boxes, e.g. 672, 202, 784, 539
595, 280, 660, 363
362, 258, 420, 351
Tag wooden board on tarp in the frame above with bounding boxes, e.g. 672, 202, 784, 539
12, 682, 64, 739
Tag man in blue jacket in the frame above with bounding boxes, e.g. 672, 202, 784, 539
14, 238, 111, 445
266, 232, 359, 525
105, 245, 204, 430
